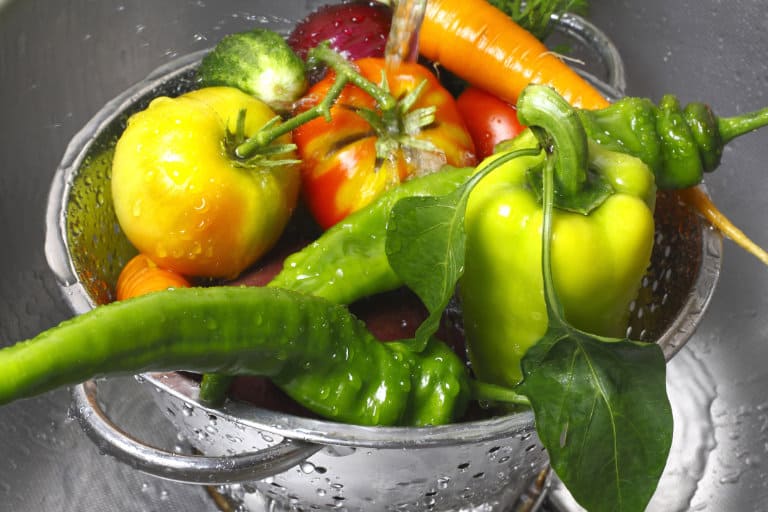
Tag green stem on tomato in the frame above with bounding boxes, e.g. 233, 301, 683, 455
235, 74, 349, 158
308, 42, 397, 110
235, 42, 398, 160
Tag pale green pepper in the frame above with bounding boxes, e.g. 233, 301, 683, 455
460, 86, 657, 387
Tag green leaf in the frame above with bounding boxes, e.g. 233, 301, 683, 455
518, 333, 672, 512
385, 189, 467, 350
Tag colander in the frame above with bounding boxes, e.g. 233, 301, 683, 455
43, 14, 722, 512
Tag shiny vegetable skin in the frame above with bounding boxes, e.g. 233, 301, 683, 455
0, 286, 470, 426
111, 86, 300, 279
456, 86, 526, 159
269, 165, 474, 304
461, 127, 656, 387
116, 254, 191, 301
199, 165, 475, 404
577, 94, 768, 189
293, 57, 476, 228
287, 1, 392, 63
419, 0, 609, 110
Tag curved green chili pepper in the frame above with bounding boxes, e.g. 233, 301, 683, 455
0, 286, 470, 426
200, 165, 474, 404
577, 94, 768, 189
269, 165, 474, 303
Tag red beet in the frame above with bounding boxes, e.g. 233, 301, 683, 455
287, 1, 392, 80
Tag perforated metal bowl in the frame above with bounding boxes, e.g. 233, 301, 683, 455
44, 15, 722, 512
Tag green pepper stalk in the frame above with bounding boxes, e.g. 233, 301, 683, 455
460, 86, 657, 387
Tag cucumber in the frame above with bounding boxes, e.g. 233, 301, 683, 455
199, 28, 307, 112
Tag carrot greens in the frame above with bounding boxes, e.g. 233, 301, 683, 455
486, 0, 590, 39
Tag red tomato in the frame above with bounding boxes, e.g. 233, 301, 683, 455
293, 58, 477, 229
456, 86, 526, 159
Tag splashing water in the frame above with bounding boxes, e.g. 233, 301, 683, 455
384, 0, 427, 70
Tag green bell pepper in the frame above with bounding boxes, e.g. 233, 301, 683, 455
460, 86, 657, 388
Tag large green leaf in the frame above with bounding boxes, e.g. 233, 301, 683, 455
519, 332, 671, 512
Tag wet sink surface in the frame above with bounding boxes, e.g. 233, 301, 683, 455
1, 1, 767, 510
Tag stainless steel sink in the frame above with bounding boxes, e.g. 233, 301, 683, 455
1, 1, 767, 510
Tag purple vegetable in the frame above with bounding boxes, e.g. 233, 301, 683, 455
287, 1, 392, 80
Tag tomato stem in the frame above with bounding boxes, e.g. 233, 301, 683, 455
309, 42, 397, 110
235, 43, 399, 160
235, 69, 350, 159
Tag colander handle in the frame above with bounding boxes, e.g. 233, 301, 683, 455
71, 380, 323, 485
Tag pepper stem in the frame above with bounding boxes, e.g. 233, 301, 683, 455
539, 155, 568, 328
516, 85, 588, 197
470, 380, 531, 407
718, 106, 768, 144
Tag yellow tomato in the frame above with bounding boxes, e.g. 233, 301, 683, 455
111, 86, 300, 279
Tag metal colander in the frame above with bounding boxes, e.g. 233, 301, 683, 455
44, 17, 722, 512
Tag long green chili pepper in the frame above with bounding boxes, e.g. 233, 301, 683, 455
577, 95, 768, 189
199, 165, 475, 404
0, 286, 471, 426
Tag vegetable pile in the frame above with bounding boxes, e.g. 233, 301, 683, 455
5, 1, 768, 511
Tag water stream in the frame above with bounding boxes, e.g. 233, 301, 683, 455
384, 0, 427, 69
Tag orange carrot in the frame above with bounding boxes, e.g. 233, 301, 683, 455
420, 0, 768, 266
678, 187, 768, 266
116, 254, 191, 301
419, 0, 610, 110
